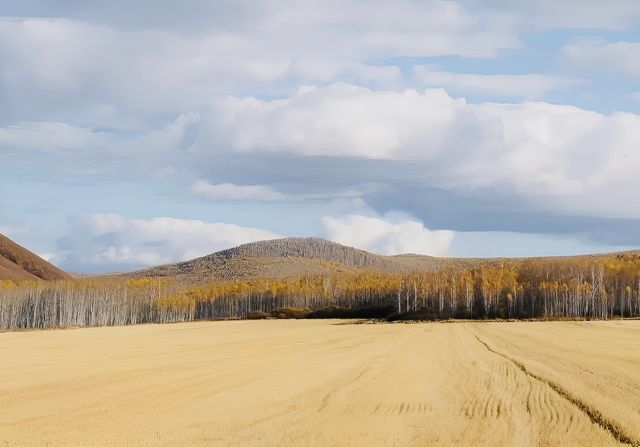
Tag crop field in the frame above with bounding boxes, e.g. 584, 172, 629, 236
1, 320, 639, 446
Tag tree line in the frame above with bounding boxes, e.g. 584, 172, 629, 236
1, 254, 640, 330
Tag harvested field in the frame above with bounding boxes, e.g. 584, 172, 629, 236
1, 320, 638, 446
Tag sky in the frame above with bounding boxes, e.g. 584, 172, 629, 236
2, 1, 640, 273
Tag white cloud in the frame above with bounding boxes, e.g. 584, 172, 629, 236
414, 67, 582, 98
55, 213, 280, 269
0, 113, 198, 154
0, 7, 518, 181
322, 214, 454, 256
212, 82, 640, 218
0, 4, 519, 126
0, 121, 113, 153
213, 83, 470, 159
0, 114, 199, 180
562, 39, 640, 77
191, 180, 285, 202
8, 0, 640, 33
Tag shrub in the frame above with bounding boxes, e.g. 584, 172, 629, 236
246, 310, 270, 320
270, 307, 312, 319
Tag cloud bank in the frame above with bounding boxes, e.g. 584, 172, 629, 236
211, 83, 640, 219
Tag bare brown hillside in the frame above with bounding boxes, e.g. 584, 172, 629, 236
0, 234, 70, 281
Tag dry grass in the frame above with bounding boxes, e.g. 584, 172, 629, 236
470, 320, 640, 444
0, 320, 638, 446
0, 233, 70, 281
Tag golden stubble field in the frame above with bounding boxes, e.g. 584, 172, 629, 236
1, 320, 639, 446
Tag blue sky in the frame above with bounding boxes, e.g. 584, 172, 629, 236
2, 0, 640, 272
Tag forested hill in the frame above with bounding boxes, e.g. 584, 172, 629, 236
216, 237, 385, 263
126, 237, 640, 283
3, 236, 640, 329
0, 234, 70, 281
131, 237, 419, 281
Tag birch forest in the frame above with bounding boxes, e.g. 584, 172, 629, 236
2, 255, 640, 329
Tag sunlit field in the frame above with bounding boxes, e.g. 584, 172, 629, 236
1, 320, 638, 446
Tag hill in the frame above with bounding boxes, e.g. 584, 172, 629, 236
0, 234, 70, 281
5, 236, 640, 328
128, 236, 640, 283
131, 237, 427, 282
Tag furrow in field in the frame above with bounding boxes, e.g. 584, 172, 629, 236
469, 328, 639, 447
1, 321, 637, 446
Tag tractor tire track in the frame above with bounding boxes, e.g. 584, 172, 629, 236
469, 328, 639, 447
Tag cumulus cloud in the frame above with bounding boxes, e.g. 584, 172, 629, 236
212, 83, 640, 218
322, 214, 454, 256
55, 213, 280, 271
213, 83, 477, 159
190, 180, 285, 202
0, 2, 520, 127
414, 67, 582, 99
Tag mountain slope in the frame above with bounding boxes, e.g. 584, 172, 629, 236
127, 236, 640, 283
132, 237, 422, 282
0, 234, 70, 281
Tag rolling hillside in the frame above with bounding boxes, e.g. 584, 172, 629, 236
131, 237, 435, 282
4, 235, 640, 328
0, 234, 70, 281
128, 236, 640, 283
